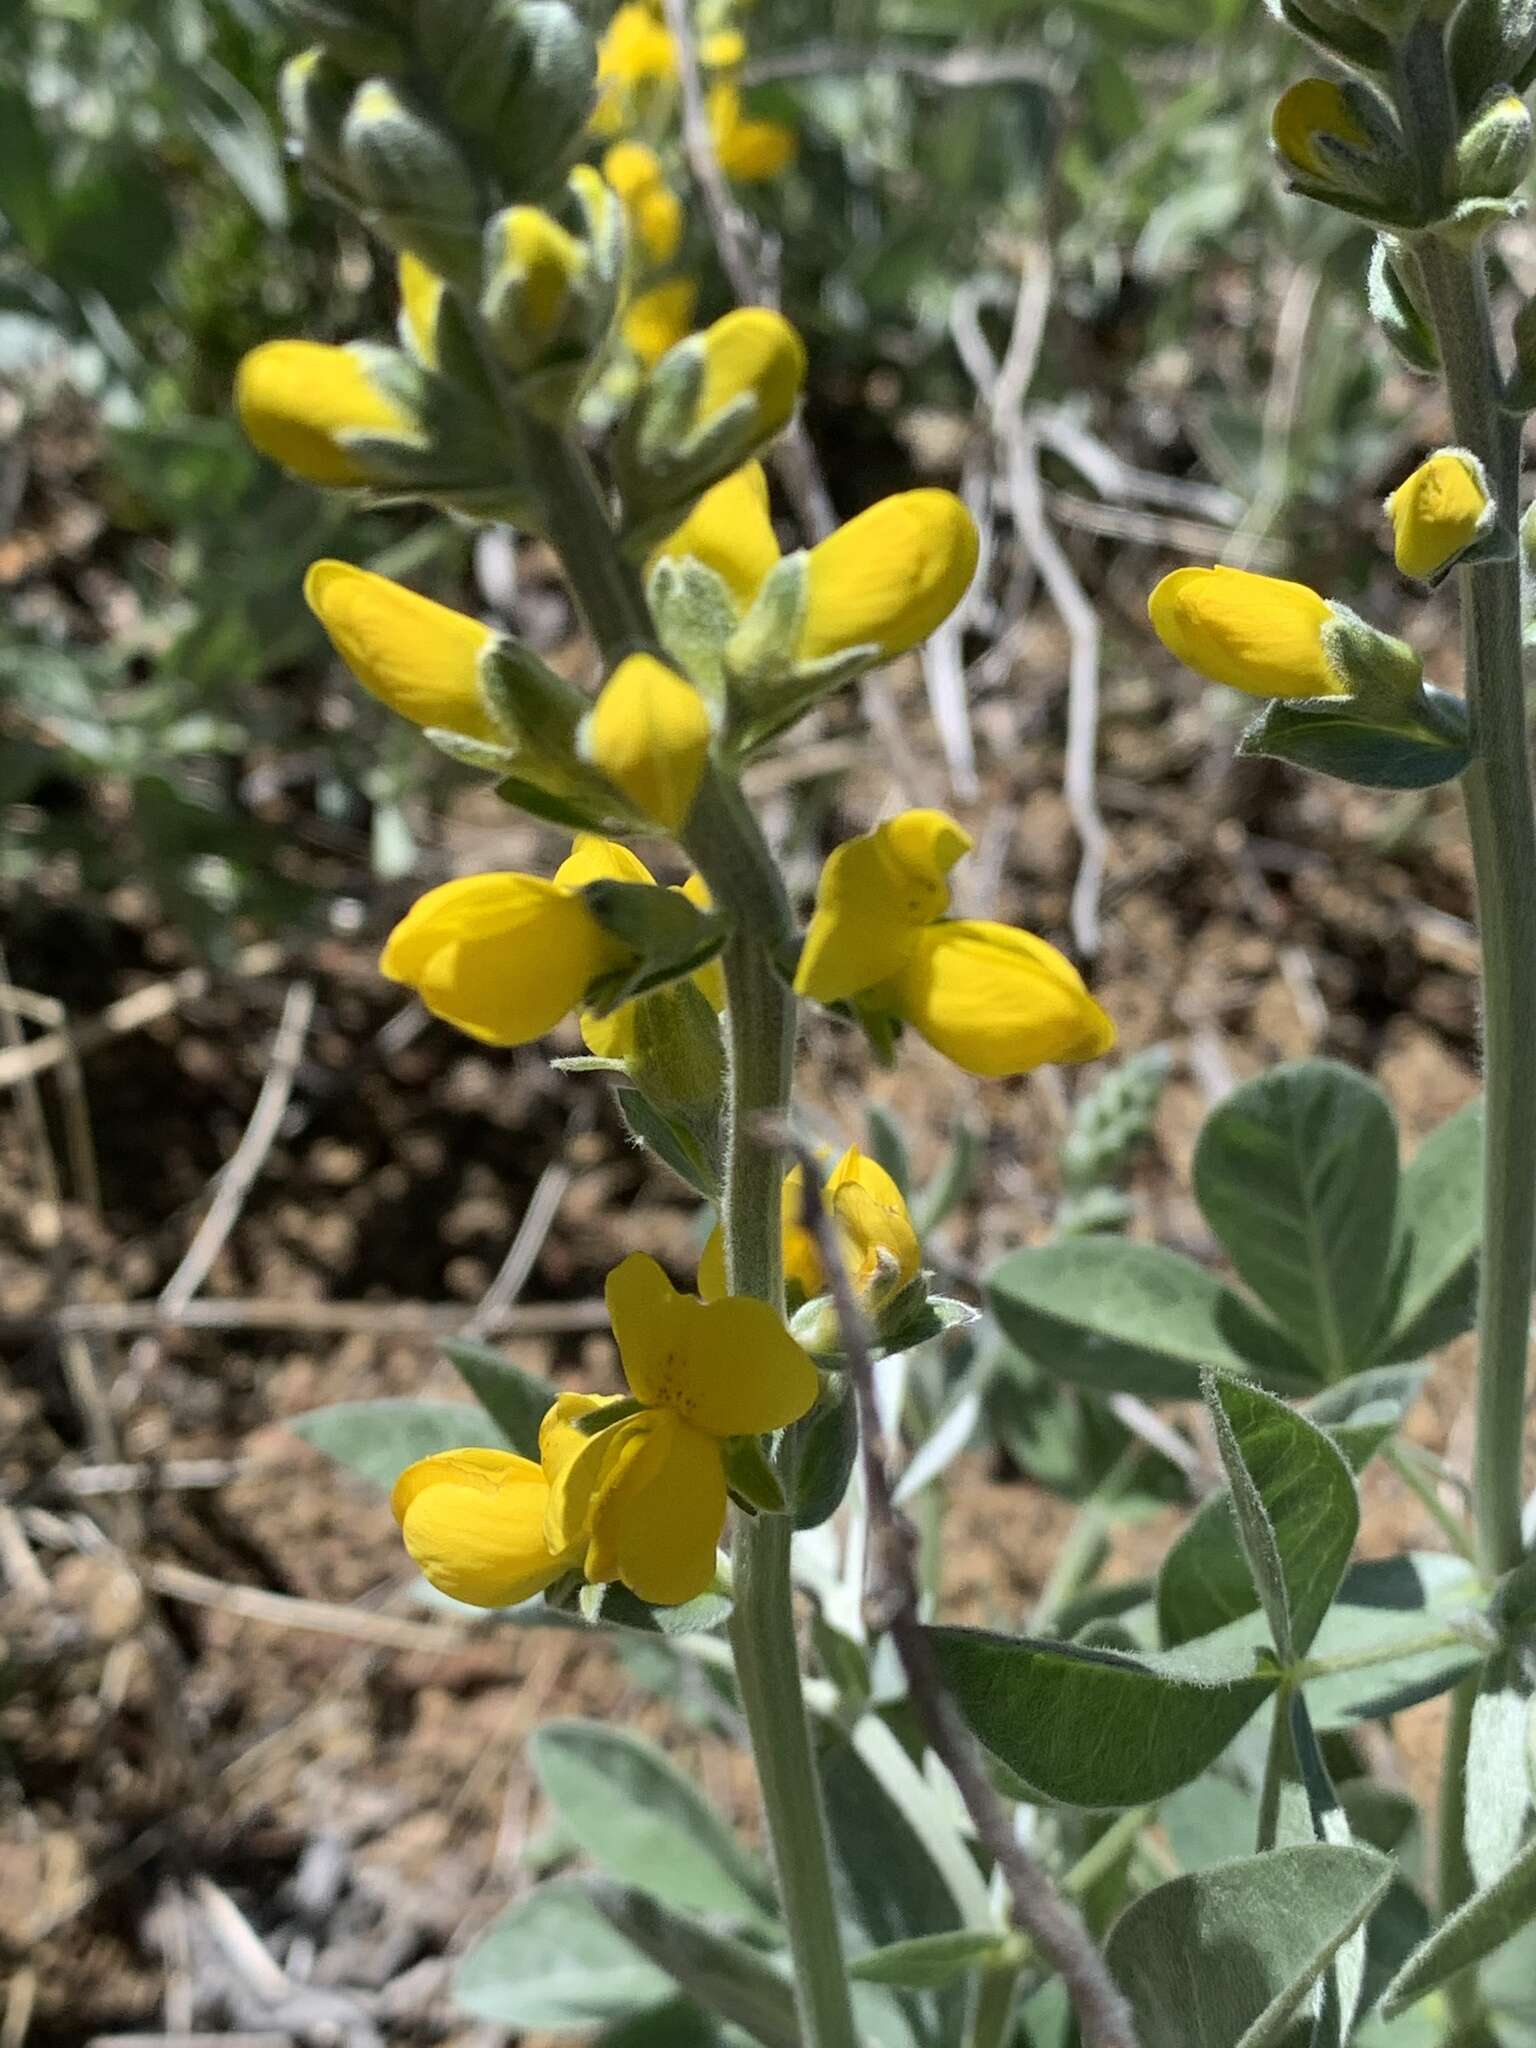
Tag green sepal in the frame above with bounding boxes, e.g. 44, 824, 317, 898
580, 880, 731, 1013
1367, 236, 1439, 373
722, 1435, 788, 1514
721, 551, 809, 684
571, 1396, 643, 1437
616, 1086, 719, 1199
614, 980, 726, 1118
1238, 683, 1471, 789
423, 726, 519, 773
647, 555, 739, 712
1430, 191, 1528, 248
787, 1379, 858, 1529
617, 338, 799, 540
480, 635, 638, 825
492, 774, 626, 832
1266, 0, 1394, 72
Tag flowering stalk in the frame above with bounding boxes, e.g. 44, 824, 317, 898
1394, 6, 1536, 1980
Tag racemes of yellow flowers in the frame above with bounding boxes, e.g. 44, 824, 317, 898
394, 1252, 817, 1605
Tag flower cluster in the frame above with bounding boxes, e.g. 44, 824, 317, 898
395, 1253, 818, 1606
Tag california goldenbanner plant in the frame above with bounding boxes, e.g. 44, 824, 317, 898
243, 2, 1536, 2045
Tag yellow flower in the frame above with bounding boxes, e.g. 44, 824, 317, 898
603, 141, 684, 268
541, 1252, 818, 1604
1387, 450, 1491, 579
794, 810, 1114, 1078
582, 653, 711, 831
1271, 78, 1369, 181
653, 465, 978, 665
235, 340, 415, 487
701, 28, 746, 69
551, 835, 722, 1060
398, 252, 443, 368
381, 868, 632, 1046
496, 205, 587, 340
305, 560, 497, 741
1147, 566, 1345, 699
623, 277, 699, 366
392, 1448, 579, 1607
592, 1, 678, 133
708, 83, 796, 182
693, 307, 806, 434
698, 1145, 920, 1307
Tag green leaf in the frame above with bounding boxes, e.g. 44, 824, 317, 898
1466, 1653, 1534, 1889
1377, 1098, 1482, 1360
455, 1880, 673, 2029
583, 881, 730, 1013
1238, 688, 1472, 790
1201, 1375, 1360, 1661
595, 1999, 724, 2046
987, 1239, 1318, 1402
530, 1721, 777, 1927
847, 1929, 1011, 1990
581, 1882, 802, 2048
1104, 1844, 1395, 2048
291, 1397, 510, 1491
1300, 1553, 1485, 1729
1381, 1825, 1536, 2018
1193, 1061, 1399, 1382
618, 1086, 718, 1199
928, 1626, 1276, 1807
1304, 1364, 1429, 1472
439, 1338, 555, 1456
567, 1580, 733, 1637
789, 1379, 859, 1530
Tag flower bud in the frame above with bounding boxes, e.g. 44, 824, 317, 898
305, 559, 498, 738
580, 653, 712, 832
591, 0, 678, 136
618, 308, 807, 531
1386, 449, 1493, 579
283, 0, 410, 74
708, 83, 796, 183
622, 277, 698, 367
415, 0, 597, 201
480, 169, 623, 410
797, 491, 979, 663
1456, 88, 1534, 200
397, 252, 445, 368
1149, 566, 1344, 699
279, 47, 354, 179
603, 140, 684, 267
1271, 77, 1400, 204
341, 78, 482, 285
235, 341, 422, 487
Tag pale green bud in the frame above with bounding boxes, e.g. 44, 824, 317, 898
1456, 88, 1534, 199
415, 0, 596, 201
1367, 237, 1438, 374
340, 78, 483, 286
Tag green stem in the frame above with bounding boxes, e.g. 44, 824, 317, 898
967, 1961, 1020, 2048
1438, 1672, 1494, 2038
1255, 1682, 1292, 1853
1292, 1622, 1480, 1682
1384, 1441, 1479, 1562
520, 415, 659, 669
682, 771, 859, 2048
1405, 84, 1535, 1594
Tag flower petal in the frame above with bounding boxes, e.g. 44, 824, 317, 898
624, 279, 699, 367
1148, 565, 1342, 699
398, 252, 443, 367
391, 1447, 571, 1607
800, 491, 978, 661
878, 920, 1115, 1078
695, 308, 806, 434
541, 1392, 631, 1552
603, 141, 683, 266
793, 809, 974, 1005
1271, 78, 1368, 182
1387, 449, 1491, 580
381, 873, 629, 1045
305, 560, 497, 740
605, 1251, 818, 1436
584, 654, 711, 832
827, 1145, 921, 1296
588, 1409, 727, 1605
651, 463, 781, 613
235, 340, 412, 486
709, 84, 797, 182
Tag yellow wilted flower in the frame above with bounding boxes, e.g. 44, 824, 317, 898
582, 653, 710, 832
1387, 449, 1492, 580
540, 1253, 818, 1604
1147, 566, 1344, 699
381, 868, 632, 1046
552, 835, 722, 1060
305, 560, 497, 741
653, 465, 979, 666
623, 277, 699, 366
708, 82, 796, 183
235, 340, 416, 487
698, 1145, 920, 1307
603, 141, 684, 268
794, 810, 1114, 1078
393, 1449, 579, 1607
1271, 78, 1370, 181
592, 1, 678, 134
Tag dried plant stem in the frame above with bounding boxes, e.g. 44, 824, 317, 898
784, 1143, 1139, 2048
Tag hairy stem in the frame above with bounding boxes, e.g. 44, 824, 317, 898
681, 773, 859, 2048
